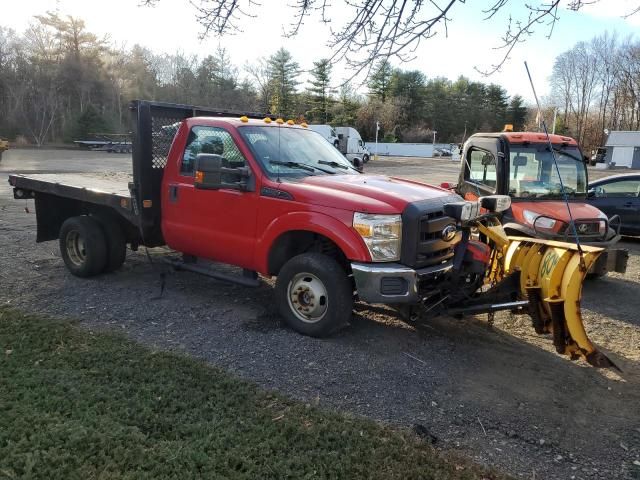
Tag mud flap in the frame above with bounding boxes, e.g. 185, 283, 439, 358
504, 237, 618, 369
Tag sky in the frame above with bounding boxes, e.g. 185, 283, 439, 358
3, 0, 640, 103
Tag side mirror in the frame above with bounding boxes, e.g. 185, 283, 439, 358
587, 188, 596, 198
479, 195, 511, 212
194, 153, 250, 190
352, 157, 364, 172
481, 154, 496, 166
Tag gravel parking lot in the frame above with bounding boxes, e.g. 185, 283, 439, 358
1, 149, 639, 479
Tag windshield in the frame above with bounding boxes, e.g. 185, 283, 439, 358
508, 146, 587, 199
238, 126, 358, 178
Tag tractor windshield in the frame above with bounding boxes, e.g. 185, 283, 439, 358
507, 145, 587, 199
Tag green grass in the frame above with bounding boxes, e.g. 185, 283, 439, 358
0, 308, 506, 480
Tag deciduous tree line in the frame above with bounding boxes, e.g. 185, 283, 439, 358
0, 12, 529, 145
550, 32, 640, 150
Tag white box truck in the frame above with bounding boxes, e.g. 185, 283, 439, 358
335, 127, 370, 163
308, 124, 340, 149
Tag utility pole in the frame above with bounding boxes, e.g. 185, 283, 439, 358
374, 121, 380, 161
432, 130, 437, 156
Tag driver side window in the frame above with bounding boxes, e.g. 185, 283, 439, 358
468, 148, 497, 190
597, 180, 640, 197
181, 126, 246, 176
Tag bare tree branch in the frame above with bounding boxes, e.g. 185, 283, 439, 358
142, 0, 640, 80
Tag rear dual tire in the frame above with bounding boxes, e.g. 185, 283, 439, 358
59, 215, 126, 277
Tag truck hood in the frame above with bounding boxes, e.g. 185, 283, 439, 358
281, 174, 456, 214
511, 200, 606, 223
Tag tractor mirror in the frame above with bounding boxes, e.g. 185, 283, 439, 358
481, 154, 495, 166
512, 155, 528, 167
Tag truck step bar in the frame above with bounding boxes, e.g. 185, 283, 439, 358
166, 258, 261, 288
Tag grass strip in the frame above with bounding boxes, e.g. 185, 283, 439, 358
0, 308, 506, 479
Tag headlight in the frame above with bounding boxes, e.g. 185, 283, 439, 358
523, 209, 556, 230
353, 213, 402, 262
597, 211, 608, 234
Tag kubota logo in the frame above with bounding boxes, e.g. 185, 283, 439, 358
578, 223, 590, 234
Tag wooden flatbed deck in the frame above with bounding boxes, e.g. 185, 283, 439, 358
8, 172, 138, 225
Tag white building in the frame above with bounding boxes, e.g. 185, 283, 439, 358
604, 131, 640, 168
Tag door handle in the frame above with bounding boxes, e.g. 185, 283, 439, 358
168, 184, 179, 203
623, 201, 633, 208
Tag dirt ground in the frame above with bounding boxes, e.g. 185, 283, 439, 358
1, 149, 639, 479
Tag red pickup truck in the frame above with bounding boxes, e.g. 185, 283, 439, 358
9, 101, 523, 337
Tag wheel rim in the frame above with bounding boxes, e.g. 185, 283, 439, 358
65, 230, 86, 267
287, 272, 329, 323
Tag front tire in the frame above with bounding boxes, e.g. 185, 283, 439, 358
59, 216, 108, 277
363, 154, 370, 163
275, 253, 353, 337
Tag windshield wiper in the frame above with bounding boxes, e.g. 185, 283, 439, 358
318, 160, 350, 170
550, 146, 583, 163
269, 160, 317, 173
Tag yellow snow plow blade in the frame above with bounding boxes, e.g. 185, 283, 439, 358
503, 237, 615, 368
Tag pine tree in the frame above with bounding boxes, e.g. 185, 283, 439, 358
267, 48, 300, 118
306, 59, 335, 123
507, 95, 528, 131
485, 84, 509, 131
367, 60, 393, 102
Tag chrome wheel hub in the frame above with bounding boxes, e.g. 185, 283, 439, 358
287, 272, 328, 323
66, 230, 86, 267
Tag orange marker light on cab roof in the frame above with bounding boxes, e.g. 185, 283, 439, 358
240, 115, 249, 123
276, 118, 284, 125
286, 119, 295, 125
301, 122, 308, 128
263, 117, 272, 124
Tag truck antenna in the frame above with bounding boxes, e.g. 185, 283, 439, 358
523, 61, 585, 268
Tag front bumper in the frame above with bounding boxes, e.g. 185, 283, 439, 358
351, 261, 453, 304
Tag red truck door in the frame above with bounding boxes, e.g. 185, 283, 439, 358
162, 125, 259, 269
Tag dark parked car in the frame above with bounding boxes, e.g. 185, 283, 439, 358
588, 173, 640, 236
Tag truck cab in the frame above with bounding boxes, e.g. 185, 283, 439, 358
336, 127, 370, 164
454, 132, 627, 275
307, 124, 339, 149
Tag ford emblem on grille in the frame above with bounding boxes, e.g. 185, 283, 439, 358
441, 224, 458, 241
578, 223, 590, 234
